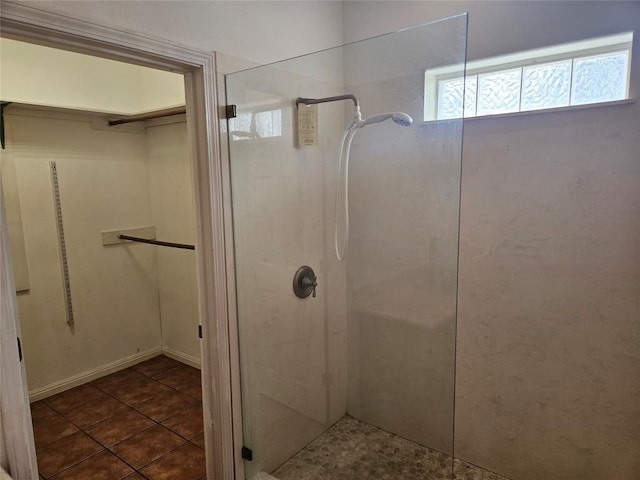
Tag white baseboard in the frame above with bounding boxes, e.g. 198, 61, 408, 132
28, 346, 202, 402
161, 345, 201, 369
28, 348, 162, 402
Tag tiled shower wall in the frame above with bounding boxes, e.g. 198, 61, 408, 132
343, 2, 640, 478
345, 19, 466, 455
455, 100, 640, 479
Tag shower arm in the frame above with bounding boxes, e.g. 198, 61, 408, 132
296, 95, 360, 110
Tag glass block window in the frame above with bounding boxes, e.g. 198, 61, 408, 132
571, 51, 630, 105
476, 68, 522, 116
427, 32, 633, 120
437, 76, 477, 118
230, 108, 282, 141
521, 60, 572, 111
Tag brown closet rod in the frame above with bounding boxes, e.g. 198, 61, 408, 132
118, 234, 194, 250
108, 106, 186, 126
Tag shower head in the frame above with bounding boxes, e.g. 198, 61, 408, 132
359, 112, 413, 128
391, 112, 413, 127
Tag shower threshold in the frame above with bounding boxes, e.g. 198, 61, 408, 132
270, 416, 509, 480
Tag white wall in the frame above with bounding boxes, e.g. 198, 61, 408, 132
344, 1, 637, 63
344, 2, 640, 479
0, 150, 29, 291
0, 35, 200, 383
14, 0, 344, 65
147, 121, 200, 364
3, 106, 200, 397
6, 107, 162, 393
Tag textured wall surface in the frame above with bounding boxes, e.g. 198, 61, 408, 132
457, 99, 640, 480
344, 16, 467, 456
344, 2, 640, 479
7, 108, 161, 392
226, 56, 347, 476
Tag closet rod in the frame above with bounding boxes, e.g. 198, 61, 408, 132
118, 234, 195, 250
108, 106, 186, 126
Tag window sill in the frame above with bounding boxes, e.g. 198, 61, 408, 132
422, 98, 636, 125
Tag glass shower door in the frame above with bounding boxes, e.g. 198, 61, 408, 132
226, 14, 468, 480
226, 57, 343, 478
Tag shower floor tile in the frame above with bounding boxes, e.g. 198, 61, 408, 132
31, 355, 205, 479
272, 416, 511, 480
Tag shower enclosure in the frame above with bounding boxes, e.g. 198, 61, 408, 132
226, 15, 468, 480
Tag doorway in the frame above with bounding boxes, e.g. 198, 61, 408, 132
0, 4, 234, 479
1, 37, 203, 479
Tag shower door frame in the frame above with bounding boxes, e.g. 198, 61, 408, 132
0, 3, 237, 479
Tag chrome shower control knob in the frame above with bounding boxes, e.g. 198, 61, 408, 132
293, 266, 317, 299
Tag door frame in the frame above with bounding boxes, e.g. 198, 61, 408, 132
0, 3, 236, 479
0, 177, 38, 480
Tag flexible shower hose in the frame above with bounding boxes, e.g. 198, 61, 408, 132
334, 125, 358, 262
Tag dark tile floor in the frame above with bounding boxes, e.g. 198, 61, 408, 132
31, 355, 206, 480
